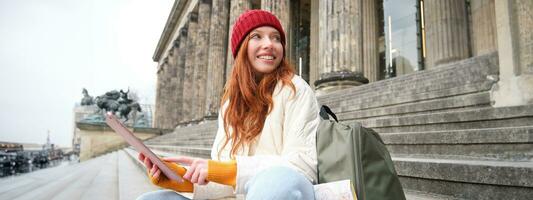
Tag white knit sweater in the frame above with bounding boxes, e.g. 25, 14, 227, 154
192, 75, 320, 199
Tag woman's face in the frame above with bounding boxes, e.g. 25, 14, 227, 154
247, 26, 283, 77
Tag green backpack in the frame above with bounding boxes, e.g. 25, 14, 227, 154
317, 105, 406, 200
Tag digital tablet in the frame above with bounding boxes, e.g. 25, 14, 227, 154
105, 112, 183, 182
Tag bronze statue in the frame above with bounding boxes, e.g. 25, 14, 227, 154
95, 90, 120, 114
80, 88, 94, 106
117, 89, 142, 121
93, 89, 142, 122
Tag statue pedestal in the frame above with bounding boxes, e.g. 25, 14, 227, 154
75, 122, 171, 161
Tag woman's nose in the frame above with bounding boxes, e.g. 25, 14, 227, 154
261, 38, 274, 49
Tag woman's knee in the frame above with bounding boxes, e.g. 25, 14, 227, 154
136, 190, 189, 200
246, 166, 315, 200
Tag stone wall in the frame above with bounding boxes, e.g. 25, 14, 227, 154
76, 122, 168, 161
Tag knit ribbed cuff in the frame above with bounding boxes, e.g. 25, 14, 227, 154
148, 161, 193, 193
207, 160, 237, 187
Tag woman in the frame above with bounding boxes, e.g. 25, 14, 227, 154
137, 10, 320, 200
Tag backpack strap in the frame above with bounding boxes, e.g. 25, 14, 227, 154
319, 105, 339, 123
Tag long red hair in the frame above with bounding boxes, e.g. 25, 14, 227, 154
220, 35, 295, 158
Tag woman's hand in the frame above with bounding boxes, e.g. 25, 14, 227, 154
137, 153, 194, 192
137, 153, 209, 185
138, 153, 167, 179
138, 153, 155, 175
164, 156, 210, 185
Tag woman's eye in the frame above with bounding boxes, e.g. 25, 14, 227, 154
272, 35, 281, 42
251, 34, 260, 39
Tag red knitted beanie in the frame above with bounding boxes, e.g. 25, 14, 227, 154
231, 10, 286, 58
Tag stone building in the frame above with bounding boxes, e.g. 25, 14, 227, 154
150, 0, 532, 199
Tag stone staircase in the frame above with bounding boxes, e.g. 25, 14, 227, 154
318, 52, 533, 200
144, 53, 532, 199
0, 150, 159, 200
145, 122, 215, 159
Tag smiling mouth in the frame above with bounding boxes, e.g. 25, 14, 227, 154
257, 55, 275, 60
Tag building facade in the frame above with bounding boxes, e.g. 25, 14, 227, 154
153, 0, 532, 129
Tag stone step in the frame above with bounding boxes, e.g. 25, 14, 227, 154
123, 147, 170, 171
123, 147, 151, 175
0, 151, 160, 200
393, 156, 533, 199
174, 121, 217, 133
404, 189, 465, 200
121, 148, 195, 199
146, 122, 217, 143
381, 126, 533, 144
393, 156, 533, 187
117, 149, 159, 200
2, 153, 112, 200
151, 132, 216, 139
48, 170, 108, 200
145, 134, 180, 142
375, 117, 533, 134
147, 145, 211, 159
400, 175, 531, 200
151, 128, 216, 139
361, 104, 533, 128
333, 91, 491, 120
146, 139, 214, 148
382, 126, 533, 160
318, 53, 498, 109
79, 152, 119, 200
146, 134, 215, 144
0, 159, 84, 195
321, 82, 492, 113
356, 105, 533, 133
171, 131, 217, 140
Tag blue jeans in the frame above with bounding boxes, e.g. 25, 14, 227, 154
136, 166, 315, 200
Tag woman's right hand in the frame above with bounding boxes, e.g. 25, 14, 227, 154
137, 153, 152, 172
137, 153, 194, 192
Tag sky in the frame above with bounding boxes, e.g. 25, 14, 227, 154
0, 0, 174, 147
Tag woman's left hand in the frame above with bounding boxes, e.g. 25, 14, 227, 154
163, 156, 209, 185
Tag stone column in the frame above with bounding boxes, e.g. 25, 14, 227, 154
164, 59, 173, 129
225, 0, 251, 80
315, 0, 368, 94
514, 0, 533, 76
159, 60, 170, 129
424, 0, 470, 68
471, 0, 497, 56
205, 0, 230, 119
309, 0, 319, 89
154, 66, 163, 128
173, 28, 188, 125
261, 0, 290, 33
362, 0, 379, 82
192, 0, 212, 122
167, 47, 179, 128
181, 12, 199, 124
262, 0, 291, 61
491, 0, 533, 107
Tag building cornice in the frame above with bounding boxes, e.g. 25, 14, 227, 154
153, 0, 188, 62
